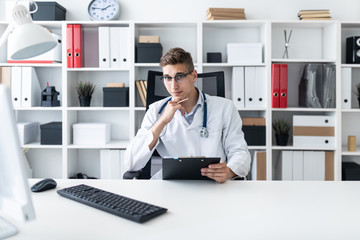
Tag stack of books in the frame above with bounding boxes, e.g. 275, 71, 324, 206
135, 80, 147, 107
298, 9, 331, 20
206, 8, 246, 20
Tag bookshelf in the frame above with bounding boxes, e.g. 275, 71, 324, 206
1, 19, 359, 180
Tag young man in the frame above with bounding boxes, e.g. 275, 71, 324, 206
124, 48, 250, 183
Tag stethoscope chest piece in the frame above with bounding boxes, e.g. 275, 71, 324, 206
200, 127, 209, 138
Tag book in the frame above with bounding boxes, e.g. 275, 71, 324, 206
207, 8, 245, 13
297, 9, 330, 16
207, 16, 246, 20
139, 80, 147, 100
299, 13, 331, 18
135, 80, 146, 107
207, 12, 246, 19
300, 17, 332, 20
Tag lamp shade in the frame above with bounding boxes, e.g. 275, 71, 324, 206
6, 4, 57, 60
8, 23, 57, 60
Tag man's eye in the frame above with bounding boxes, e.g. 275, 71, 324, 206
163, 76, 172, 81
174, 74, 184, 80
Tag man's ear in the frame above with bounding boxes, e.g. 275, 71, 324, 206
192, 70, 198, 83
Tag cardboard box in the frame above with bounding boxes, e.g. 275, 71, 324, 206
227, 43, 262, 64
136, 43, 163, 63
17, 122, 39, 145
103, 87, 129, 107
40, 122, 62, 145
73, 123, 110, 145
207, 52, 222, 63
139, 35, 160, 43
31, 1, 66, 20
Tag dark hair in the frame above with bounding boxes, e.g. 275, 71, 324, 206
160, 47, 194, 72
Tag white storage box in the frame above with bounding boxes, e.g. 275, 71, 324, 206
17, 122, 39, 145
73, 123, 110, 145
227, 43, 262, 64
293, 115, 335, 148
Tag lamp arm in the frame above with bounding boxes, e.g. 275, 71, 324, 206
0, 23, 14, 49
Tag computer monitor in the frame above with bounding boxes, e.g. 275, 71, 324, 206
0, 84, 35, 238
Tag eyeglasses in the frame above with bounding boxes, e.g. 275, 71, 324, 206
161, 71, 193, 85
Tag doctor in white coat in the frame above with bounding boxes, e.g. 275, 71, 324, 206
125, 48, 250, 183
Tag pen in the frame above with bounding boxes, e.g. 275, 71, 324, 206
177, 98, 189, 104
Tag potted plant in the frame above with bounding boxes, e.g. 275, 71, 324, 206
272, 119, 291, 146
76, 81, 95, 107
353, 82, 360, 108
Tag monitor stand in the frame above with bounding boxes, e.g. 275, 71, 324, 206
0, 216, 18, 239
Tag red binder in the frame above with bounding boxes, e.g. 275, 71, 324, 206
279, 64, 288, 108
271, 64, 280, 108
66, 24, 74, 68
73, 24, 83, 68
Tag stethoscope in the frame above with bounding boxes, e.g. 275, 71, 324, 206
158, 91, 209, 138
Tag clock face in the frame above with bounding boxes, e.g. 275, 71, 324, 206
88, 0, 120, 21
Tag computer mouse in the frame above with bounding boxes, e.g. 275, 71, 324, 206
31, 178, 57, 192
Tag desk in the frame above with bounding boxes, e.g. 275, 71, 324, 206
7, 179, 360, 240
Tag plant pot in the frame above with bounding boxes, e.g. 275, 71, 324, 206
79, 96, 91, 107
275, 134, 289, 146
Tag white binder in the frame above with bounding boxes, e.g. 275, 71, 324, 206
21, 67, 41, 107
109, 27, 121, 68
280, 151, 292, 180
232, 67, 244, 108
292, 151, 304, 180
303, 151, 325, 181
293, 115, 335, 126
119, 27, 130, 68
341, 67, 352, 109
100, 149, 125, 179
244, 67, 266, 108
10, 67, 22, 108
98, 27, 110, 68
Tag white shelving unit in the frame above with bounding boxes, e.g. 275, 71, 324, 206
1, 19, 360, 180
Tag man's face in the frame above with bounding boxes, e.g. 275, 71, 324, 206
162, 64, 197, 101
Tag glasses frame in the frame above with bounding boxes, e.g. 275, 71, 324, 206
161, 70, 193, 85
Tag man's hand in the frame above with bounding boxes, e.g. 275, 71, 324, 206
159, 100, 186, 124
201, 162, 236, 183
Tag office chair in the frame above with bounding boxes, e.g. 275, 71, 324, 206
123, 70, 225, 179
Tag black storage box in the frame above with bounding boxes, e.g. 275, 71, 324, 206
40, 122, 62, 145
342, 162, 360, 180
207, 52, 222, 63
242, 126, 266, 146
103, 87, 129, 107
31, 2, 66, 21
136, 43, 163, 63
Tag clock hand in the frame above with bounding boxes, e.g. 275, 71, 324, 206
91, 7, 103, 10
102, 5, 111, 10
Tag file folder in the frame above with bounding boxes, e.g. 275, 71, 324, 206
21, 67, 41, 107
0, 67, 11, 88
231, 67, 245, 108
279, 64, 288, 108
303, 151, 325, 181
271, 64, 280, 108
109, 27, 121, 68
98, 27, 110, 68
66, 24, 74, 68
251, 151, 266, 180
119, 27, 130, 68
341, 67, 352, 109
73, 24, 83, 68
11, 67, 22, 108
292, 151, 304, 180
100, 150, 125, 179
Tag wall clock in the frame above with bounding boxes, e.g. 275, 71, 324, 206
88, 0, 120, 21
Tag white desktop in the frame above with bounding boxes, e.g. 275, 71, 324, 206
0, 85, 35, 239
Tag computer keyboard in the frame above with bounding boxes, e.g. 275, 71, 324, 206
57, 184, 167, 223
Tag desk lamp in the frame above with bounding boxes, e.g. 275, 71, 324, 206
0, 1, 57, 60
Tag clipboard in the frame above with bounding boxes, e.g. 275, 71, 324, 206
162, 157, 220, 180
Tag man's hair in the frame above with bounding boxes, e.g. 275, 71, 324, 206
160, 47, 194, 72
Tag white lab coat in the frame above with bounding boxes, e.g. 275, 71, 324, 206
124, 93, 251, 179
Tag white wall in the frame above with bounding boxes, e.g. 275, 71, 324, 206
1, 0, 360, 21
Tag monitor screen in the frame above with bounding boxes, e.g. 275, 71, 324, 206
0, 84, 35, 237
